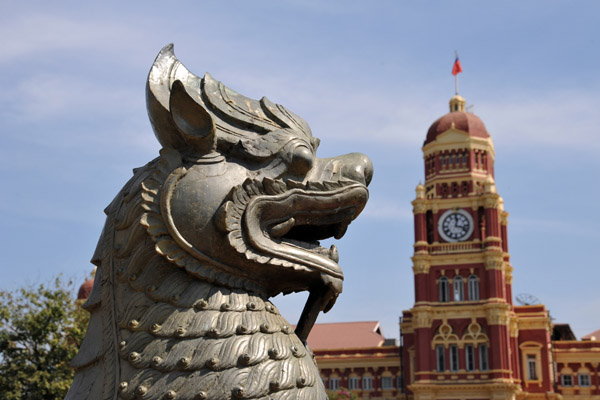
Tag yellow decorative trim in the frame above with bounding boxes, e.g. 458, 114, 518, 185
484, 252, 504, 270
517, 313, 551, 331
409, 196, 510, 212
484, 303, 512, 325
501, 210, 509, 225
413, 307, 433, 328
412, 255, 431, 274
483, 193, 501, 209
431, 322, 460, 349
509, 317, 519, 338
505, 263, 514, 285
413, 199, 428, 213
422, 133, 495, 158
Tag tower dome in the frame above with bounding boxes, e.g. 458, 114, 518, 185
77, 278, 94, 300
425, 95, 489, 145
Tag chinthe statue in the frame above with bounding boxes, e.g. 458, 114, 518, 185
66, 44, 372, 400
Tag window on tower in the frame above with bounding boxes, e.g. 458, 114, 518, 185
453, 276, 464, 301
436, 345, 446, 372
451, 182, 458, 196
465, 344, 475, 371
441, 183, 448, 197
468, 275, 479, 300
439, 277, 450, 302
426, 211, 434, 244
462, 181, 469, 195
526, 354, 538, 380
479, 345, 489, 371
449, 345, 459, 371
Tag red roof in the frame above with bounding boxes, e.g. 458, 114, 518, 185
425, 111, 489, 145
305, 321, 386, 350
582, 328, 600, 340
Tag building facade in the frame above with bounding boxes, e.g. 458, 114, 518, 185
308, 322, 402, 399
399, 95, 600, 400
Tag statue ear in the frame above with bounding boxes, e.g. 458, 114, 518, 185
169, 79, 216, 153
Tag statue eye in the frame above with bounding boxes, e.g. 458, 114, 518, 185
289, 146, 313, 175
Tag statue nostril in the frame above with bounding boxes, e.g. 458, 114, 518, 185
341, 153, 373, 186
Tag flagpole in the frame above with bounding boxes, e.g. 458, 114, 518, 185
455, 74, 458, 95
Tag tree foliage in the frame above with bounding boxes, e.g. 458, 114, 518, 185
327, 388, 359, 400
0, 276, 89, 400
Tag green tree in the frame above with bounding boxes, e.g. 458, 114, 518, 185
0, 276, 89, 400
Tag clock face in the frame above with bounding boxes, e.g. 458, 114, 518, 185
438, 209, 474, 242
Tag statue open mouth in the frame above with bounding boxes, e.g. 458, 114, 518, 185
220, 177, 369, 282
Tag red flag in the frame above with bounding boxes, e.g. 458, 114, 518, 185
452, 56, 463, 76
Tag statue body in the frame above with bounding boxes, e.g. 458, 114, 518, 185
66, 45, 372, 400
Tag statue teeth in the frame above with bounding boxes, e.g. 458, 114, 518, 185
270, 218, 295, 238
329, 245, 339, 263
334, 223, 348, 239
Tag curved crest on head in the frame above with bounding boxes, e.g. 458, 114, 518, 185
146, 44, 215, 153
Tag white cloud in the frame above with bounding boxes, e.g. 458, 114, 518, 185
9, 74, 139, 120
0, 14, 144, 63
477, 91, 600, 151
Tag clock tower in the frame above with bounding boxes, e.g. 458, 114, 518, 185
400, 95, 522, 400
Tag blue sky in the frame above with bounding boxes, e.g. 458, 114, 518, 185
1, 1, 599, 339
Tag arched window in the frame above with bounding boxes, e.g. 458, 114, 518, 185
479, 345, 489, 371
329, 377, 339, 390
526, 355, 539, 380
449, 345, 459, 371
561, 374, 573, 387
468, 275, 479, 300
348, 376, 359, 390
439, 277, 450, 302
465, 344, 475, 371
578, 371, 591, 387
436, 345, 446, 372
453, 276, 464, 301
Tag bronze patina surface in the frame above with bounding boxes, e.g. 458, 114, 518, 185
66, 44, 372, 400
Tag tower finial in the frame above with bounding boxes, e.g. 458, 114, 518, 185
449, 95, 466, 112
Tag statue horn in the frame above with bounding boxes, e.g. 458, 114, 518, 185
146, 44, 215, 153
